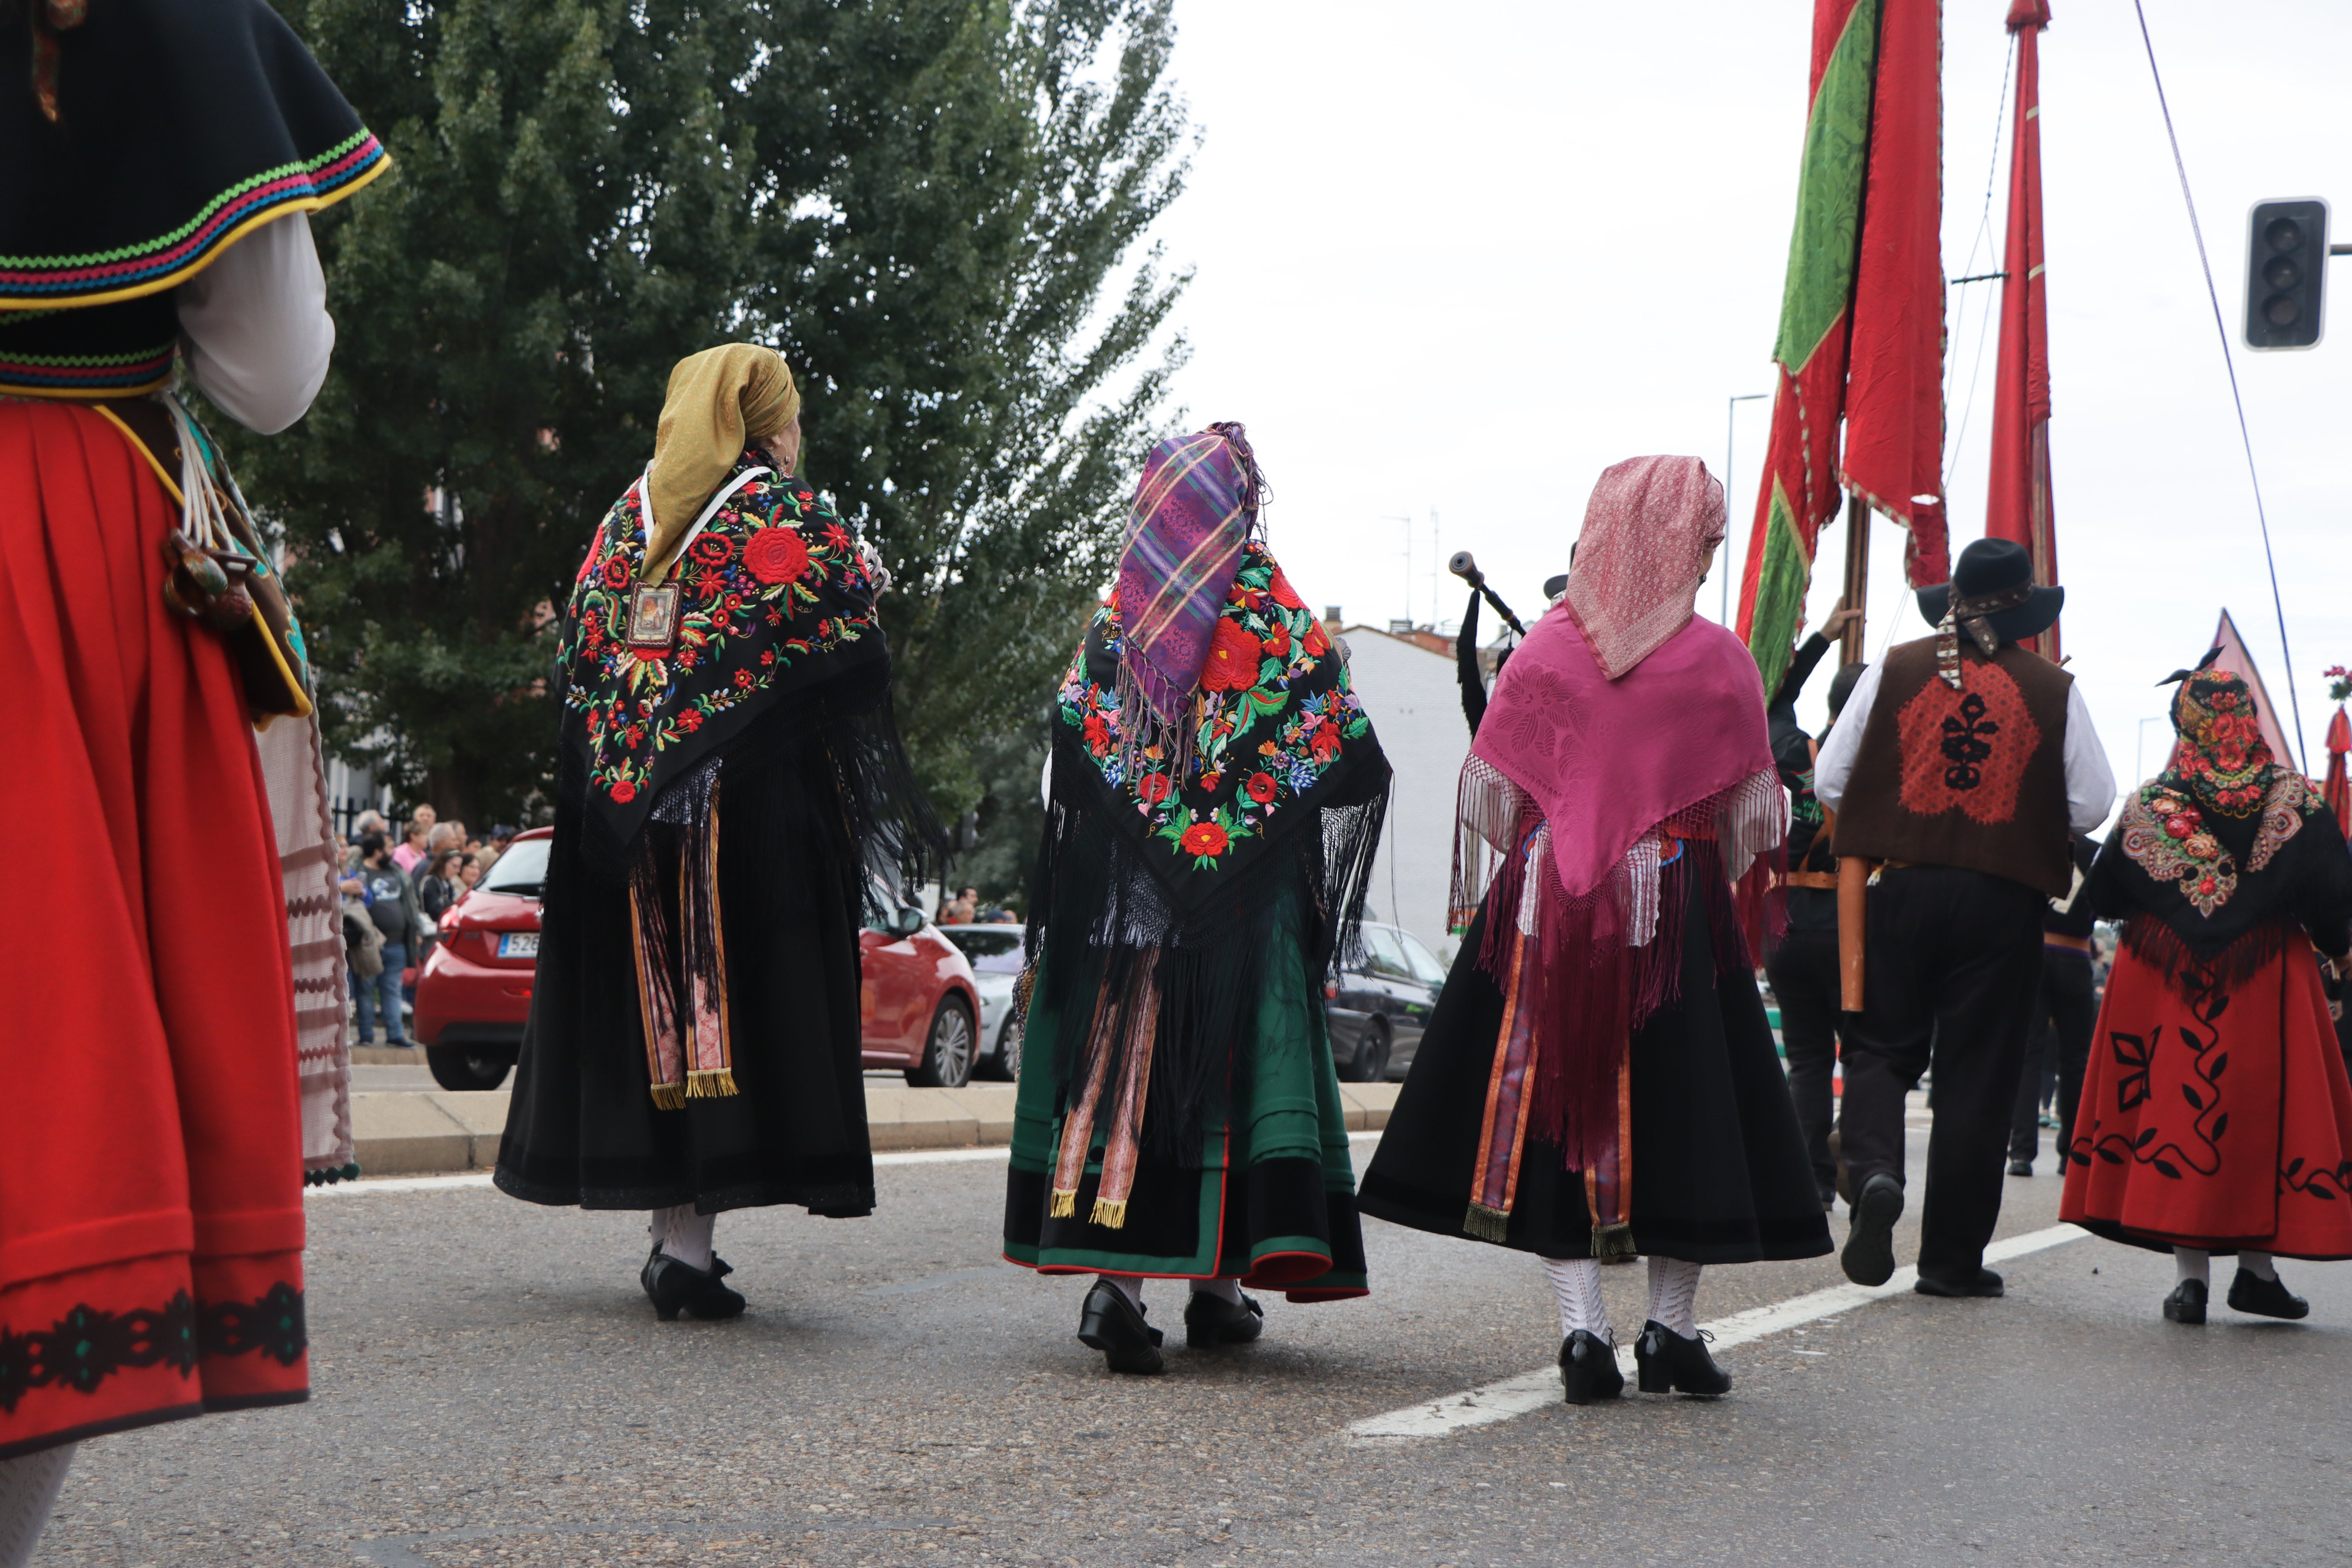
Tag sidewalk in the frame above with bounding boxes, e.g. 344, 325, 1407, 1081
348, 1080, 1405, 1176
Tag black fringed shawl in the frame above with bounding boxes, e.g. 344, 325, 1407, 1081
1029, 543, 1390, 1162
556, 450, 938, 896
2088, 771, 2352, 992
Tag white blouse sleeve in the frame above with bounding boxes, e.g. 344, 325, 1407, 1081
176, 211, 336, 435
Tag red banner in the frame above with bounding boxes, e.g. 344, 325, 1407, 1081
1984, 1, 2058, 656
1840, 0, 1949, 591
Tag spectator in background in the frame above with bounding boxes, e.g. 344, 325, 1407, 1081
942, 886, 979, 925
353, 832, 423, 1045
417, 850, 463, 962
416, 823, 461, 887
391, 818, 430, 875
354, 808, 388, 839
456, 853, 483, 893
477, 826, 514, 880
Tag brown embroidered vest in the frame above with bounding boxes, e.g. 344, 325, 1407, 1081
1834, 637, 2074, 897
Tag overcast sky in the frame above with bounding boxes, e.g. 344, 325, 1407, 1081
1141, 0, 2352, 818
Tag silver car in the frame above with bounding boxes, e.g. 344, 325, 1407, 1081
936, 923, 1027, 1079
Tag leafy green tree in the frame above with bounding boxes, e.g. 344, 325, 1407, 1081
225, 0, 1189, 826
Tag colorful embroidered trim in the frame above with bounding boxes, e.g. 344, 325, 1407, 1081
0, 131, 387, 306
628, 777, 736, 1109
1463, 889, 1540, 1243
0, 341, 176, 396
0, 1284, 306, 1414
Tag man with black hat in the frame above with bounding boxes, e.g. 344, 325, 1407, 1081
1815, 538, 2115, 1296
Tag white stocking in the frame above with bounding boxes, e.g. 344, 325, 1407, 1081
2175, 1247, 2210, 1287
1098, 1273, 1144, 1310
2239, 1250, 2278, 1281
650, 1205, 715, 1272
0, 1444, 74, 1568
1646, 1256, 1703, 1338
1192, 1276, 1243, 1304
1541, 1256, 1610, 1341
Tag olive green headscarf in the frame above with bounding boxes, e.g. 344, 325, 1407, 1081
644, 343, 800, 578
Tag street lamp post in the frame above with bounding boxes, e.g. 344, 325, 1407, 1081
1724, 392, 1769, 624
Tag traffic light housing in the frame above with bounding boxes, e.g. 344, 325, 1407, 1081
2245, 198, 2328, 350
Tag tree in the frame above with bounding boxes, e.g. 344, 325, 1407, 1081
226, 0, 1189, 827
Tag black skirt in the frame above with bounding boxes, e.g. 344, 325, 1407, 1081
495, 726, 877, 1218
1358, 869, 1832, 1265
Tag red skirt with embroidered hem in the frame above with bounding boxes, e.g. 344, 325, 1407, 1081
2060, 922, 2352, 1261
0, 401, 309, 1459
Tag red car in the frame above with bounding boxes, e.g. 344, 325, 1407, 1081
414, 832, 984, 1092
414, 828, 552, 1090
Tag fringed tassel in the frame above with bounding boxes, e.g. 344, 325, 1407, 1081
1463, 1202, 1512, 1243
1088, 1198, 1129, 1229
2119, 912, 2293, 999
1048, 1188, 1078, 1220
685, 1069, 738, 1098
649, 1082, 687, 1111
1590, 1221, 1637, 1260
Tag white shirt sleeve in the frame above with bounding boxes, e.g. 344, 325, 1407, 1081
176, 211, 335, 435
2063, 680, 2118, 834
1810, 659, 1882, 813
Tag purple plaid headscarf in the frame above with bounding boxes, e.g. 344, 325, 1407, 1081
1112, 425, 1259, 729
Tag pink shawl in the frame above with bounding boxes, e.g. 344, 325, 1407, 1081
1453, 455, 1784, 1171
1564, 454, 1725, 681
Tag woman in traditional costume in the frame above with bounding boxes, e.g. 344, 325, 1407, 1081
1357, 456, 1830, 1405
2061, 661, 2352, 1324
1004, 424, 1389, 1374
0, 0, 384, 1551
495, 345, 938, 1322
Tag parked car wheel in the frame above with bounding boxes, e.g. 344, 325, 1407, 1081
427, 1042, 514, 1092
1348, 1019, 1390, 1083
907, 995, 976, 1088
991, 1011, 1024, 1081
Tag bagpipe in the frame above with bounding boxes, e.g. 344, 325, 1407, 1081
1448, 550, 1530, 737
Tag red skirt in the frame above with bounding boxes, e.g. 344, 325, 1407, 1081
2061, 919, 2352, 1260
0, 401, 308, 1459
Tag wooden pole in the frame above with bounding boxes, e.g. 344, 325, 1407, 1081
1838, 492, 1871, 667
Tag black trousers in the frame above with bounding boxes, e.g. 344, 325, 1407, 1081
2009, 947, 2098, 1163
1838, 866, 2045, 1285
1766, 929, 1844, 1199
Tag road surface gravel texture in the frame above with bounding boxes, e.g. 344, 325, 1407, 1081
26, 1135, 2352, 1567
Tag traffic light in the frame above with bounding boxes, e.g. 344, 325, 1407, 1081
2245, 198, 2328, 350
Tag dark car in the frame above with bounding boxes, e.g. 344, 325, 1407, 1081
1325, 922, 1450, 1082
413, 828, 551, 1090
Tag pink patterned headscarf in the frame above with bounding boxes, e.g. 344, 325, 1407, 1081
1563, 455, 1727, 681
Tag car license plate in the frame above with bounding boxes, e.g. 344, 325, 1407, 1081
499, 932, 540, 958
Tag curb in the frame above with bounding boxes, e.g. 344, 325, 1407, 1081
350, 1082, 1401, 1177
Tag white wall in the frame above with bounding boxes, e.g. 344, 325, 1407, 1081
1336, 628, 1470, 957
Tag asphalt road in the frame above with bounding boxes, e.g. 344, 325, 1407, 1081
26, 1125, 2352, 1568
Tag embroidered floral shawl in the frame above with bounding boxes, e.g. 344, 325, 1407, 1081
1054, 542, 1386, 913
558, 449, 888, 856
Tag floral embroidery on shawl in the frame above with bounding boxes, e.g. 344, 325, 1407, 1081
560, 452, 879, 806
1056, 543, 1370, 870
2120, 771, 2313, 918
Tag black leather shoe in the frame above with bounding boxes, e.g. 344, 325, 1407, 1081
1915, 1267, 2004, 1298
2163, 1278, 2208, 1324
1841, 1172, 1904, 1287
1634, 1321, 1730, 1397
1558, 1328, 1624, 1405
2007, 1159, 2033, 1177
1183, 1289, 1264, 1349
2227, 1268, 2310, 1321
641, 1247, 746, 1321
1077, 1280, 1165, 1374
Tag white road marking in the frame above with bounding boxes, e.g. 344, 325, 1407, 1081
312, 1130, 1390, 1196
1346, 1222, 2088, 1441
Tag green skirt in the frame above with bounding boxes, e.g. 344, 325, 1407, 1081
1000, 888, 1368, 1301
